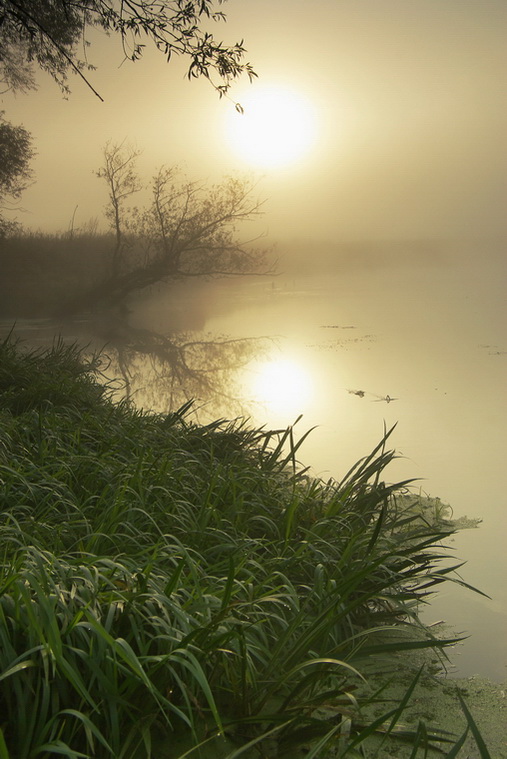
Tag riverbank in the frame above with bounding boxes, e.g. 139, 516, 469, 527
0, 336, 496, 757
357, 635, 507, 758
400, 672, 506, 758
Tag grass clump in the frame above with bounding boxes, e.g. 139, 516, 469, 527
0, 336, 488, 758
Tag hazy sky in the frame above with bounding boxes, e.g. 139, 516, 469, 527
3, 0, 506, 242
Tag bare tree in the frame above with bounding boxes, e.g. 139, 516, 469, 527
59, 158, 270, 316
95, 141, 141, 277
132, 167, 268, 278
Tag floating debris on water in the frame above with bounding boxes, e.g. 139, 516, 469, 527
347, 389, 398, 403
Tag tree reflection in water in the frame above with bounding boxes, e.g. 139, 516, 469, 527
95, 319, 269, 417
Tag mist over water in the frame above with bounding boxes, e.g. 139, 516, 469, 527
2, 238, 506, 681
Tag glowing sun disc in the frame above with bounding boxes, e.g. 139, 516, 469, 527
226, 86, 317, 169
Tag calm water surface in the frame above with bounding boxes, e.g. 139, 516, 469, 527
4, 244, 506, 681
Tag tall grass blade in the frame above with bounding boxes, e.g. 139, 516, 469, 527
456, 690, 492, 758
444, 726, 470, 758
0, 729, 10, 759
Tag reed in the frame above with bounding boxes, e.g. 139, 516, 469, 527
0, 336, 490, 757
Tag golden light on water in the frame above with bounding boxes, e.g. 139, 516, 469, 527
225, 85, 318, 169
247, 356, 314, 416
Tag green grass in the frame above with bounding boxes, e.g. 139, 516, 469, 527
0, 336, 490, 758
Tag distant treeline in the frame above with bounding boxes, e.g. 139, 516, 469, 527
0, 231, 119, 318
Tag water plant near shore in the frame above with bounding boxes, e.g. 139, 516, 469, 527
0, 336, 490, 757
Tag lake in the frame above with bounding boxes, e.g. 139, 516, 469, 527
3, 239, 506, 681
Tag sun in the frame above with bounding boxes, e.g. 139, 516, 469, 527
225, 85, 318, 169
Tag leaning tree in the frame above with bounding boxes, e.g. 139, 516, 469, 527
58, 142, 270, 315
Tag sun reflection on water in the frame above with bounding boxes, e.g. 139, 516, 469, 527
246, 356, 314, 419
